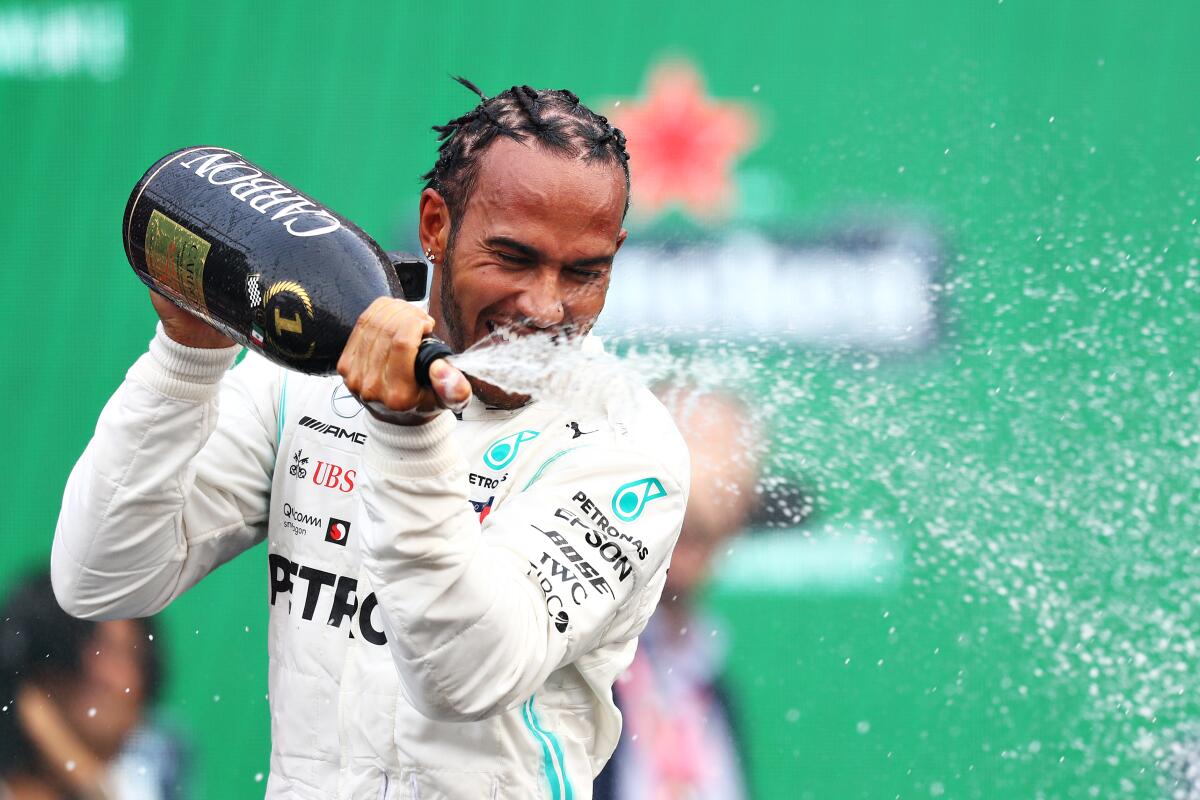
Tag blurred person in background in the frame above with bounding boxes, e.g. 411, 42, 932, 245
595, 388, 761, 800
0, 572, 187, 800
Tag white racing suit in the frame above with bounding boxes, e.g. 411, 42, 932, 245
52, 327, 689, 799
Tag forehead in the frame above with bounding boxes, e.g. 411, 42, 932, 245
463, 137, 626, 246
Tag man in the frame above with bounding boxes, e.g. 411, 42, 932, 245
53, 81, 690, 799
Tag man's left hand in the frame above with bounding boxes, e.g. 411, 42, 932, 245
338, 297, 472, 425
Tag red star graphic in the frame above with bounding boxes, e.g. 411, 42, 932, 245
610, 61, 758, 221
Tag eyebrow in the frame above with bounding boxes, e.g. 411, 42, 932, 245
485, 236, 615, 269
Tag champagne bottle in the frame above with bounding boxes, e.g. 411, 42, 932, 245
122, 146, 450, 382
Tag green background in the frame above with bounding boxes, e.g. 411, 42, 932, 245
2, 1, 1198, 797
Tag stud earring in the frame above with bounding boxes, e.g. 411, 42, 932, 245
425, 249, 437, 263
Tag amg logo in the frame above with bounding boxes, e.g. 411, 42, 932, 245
299, 415, 367, 445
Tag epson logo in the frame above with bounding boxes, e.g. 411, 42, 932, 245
299, 415, 367, 446
176, 150, 342, 238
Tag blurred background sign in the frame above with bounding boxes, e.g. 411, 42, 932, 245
2, 2, 1198, 798
0, 4, 126, 80
603, 226, 941, 348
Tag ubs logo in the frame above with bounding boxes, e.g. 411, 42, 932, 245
288, 450, 356, 493
288, 450, 309, 479
312, 460, 356, 493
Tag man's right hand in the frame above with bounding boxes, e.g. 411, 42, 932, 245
150, 289, 237, 349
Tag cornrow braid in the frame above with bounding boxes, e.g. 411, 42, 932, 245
422, 77, 632, 239
453, 75, 488, 102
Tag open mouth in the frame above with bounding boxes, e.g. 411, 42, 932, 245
484, 320, 522, 344
481, 320, 579, 348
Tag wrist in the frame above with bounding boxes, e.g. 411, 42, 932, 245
127, 323, 240, 402
150, 323, 240, 379
364, 410, 460, 477
160, 320, 237, 349
364, 400, 444, 427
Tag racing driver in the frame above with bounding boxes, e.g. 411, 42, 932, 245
53, 81, 690, 799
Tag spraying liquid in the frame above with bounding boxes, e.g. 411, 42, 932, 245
446, 328, 644, 413
448, 295, 1200, 799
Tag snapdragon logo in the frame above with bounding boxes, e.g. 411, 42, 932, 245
611, 477, 667, 522
324, 517, 351, 546
483, 430, 539, 470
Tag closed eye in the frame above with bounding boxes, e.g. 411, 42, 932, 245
568, 267, 607, 281
497, 251, 534, 266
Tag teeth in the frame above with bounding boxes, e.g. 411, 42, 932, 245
486, 322, 518, 343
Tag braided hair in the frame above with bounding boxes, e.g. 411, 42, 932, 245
422, 77, 631, 237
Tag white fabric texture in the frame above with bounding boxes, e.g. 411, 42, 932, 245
54, 327, 689, 800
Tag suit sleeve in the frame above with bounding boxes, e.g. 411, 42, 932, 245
358, 410, 689, 722
52, 326, 279, 620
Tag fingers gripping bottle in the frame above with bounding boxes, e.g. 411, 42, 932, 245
122, 146, 451, 382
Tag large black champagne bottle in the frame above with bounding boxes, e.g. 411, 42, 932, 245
123, 146, 449, 379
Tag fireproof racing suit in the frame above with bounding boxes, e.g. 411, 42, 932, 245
52, 326, 689, 799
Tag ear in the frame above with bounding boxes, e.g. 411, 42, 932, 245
614, 228, 628, 254
418, 188, 451, 260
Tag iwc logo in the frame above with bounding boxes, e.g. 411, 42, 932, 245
263, 280, 315, 359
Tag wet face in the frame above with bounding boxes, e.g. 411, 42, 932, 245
422, 137, 628, 406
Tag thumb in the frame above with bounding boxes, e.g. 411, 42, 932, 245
429, 359, 472, 412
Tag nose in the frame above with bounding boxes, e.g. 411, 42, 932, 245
515, 269, 566, 329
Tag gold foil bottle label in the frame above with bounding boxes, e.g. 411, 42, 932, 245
145, 209, 211, 311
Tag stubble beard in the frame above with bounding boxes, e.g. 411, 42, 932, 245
435, 250, 529, 409
437, 250, 469, 354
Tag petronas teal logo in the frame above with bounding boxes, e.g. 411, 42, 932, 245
483, 430, 540, 470
611, 477, 667, 522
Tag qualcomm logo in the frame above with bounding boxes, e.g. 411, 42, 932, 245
611, 477, 667, 522
483, 430, 539, 470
